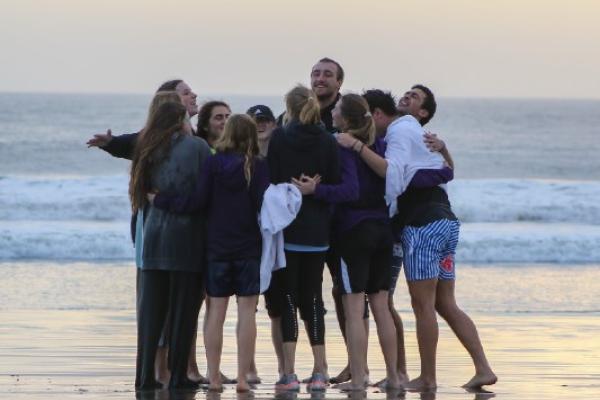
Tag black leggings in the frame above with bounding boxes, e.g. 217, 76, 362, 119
280, 251, 326, 346
135, 269, 202, 389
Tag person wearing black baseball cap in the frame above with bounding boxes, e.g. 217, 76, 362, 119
247, 105, 277, 157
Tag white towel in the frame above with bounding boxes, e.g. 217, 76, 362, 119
258, 183, 302, 293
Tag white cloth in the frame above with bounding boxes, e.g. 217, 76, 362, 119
258, 183, 302, 293
384, 115, 445, 217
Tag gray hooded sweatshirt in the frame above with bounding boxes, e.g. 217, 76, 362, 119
141, 134, 211, 272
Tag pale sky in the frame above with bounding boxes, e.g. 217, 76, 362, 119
1, 0, 599, 98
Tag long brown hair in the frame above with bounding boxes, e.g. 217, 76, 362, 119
129, 101, 187, 211
340, 93, 376, 146
284, 85, 321, 125
214, 114, 259, 187
143, 91, 181, 129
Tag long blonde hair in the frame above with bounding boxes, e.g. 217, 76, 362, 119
340, 93, 376, 146
284, 84, 321, 125
214, 114, 259, 187
129, 101, 187, 211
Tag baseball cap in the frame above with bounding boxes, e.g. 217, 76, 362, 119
246, 105, 275, 122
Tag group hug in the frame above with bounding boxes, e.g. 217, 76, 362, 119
87, 57, 497, 393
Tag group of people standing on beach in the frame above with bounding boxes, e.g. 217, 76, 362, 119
87, 57, 497, 393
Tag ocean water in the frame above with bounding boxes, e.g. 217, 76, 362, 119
0, 93, 599, 264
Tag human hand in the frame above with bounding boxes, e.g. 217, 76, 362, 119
87, 129, 113, 148
336, 133, 356, 149
291, 174, 321, 195
423, 131, 445, 152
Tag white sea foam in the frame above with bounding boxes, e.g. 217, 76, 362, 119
448, 179, 600, 224
1, 176, 599, 263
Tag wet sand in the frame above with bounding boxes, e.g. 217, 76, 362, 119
1, 262, 599, 399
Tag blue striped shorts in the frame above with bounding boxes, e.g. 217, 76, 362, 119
401, 219, 460, 282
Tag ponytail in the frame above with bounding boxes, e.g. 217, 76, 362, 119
285, 85, 321, 125
341, 93, 376, 146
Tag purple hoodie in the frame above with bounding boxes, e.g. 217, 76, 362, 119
314, 137, 453, 235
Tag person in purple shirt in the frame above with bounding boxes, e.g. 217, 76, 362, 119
149, 114, 269, 392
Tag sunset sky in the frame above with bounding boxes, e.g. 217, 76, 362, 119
1, 0, 598, 98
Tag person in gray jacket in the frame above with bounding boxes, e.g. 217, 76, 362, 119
129, 101, 211, 390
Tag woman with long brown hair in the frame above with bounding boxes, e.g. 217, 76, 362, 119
150, 114, 270, 391
131, 101, 211, 390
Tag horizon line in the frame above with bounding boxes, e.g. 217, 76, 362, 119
0, 90, 599, 101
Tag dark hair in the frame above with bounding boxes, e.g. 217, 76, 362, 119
362, 89, 398, 117
340, 94, 375, 146
197, 100, 231, 141
156, 79, 183, 93
130, 102, 186, 211
318, 57, 344, 82
412, 84, 436, 126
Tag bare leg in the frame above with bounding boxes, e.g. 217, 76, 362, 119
327, 283, 353, 384
282, 342, 297, 375
204, 296, 228, 391
237, 295, 258, 392
405, 279, 438, 391
389, 296, 409, 382
336, 293, 367, 391
368, 291, 401, 389
155, 346, 170, 385
435, 280, 497, 388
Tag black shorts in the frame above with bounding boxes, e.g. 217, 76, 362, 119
206, 257, 260, 297
334, 219, 393, 295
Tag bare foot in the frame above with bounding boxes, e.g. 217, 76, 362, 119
220, 372, 237, 384
374, 377, 403, 391
208, 381, 223, 392
404, 376, 437, 392
329, 365, 351, 384
462, 372, 498, 388
246, 373, 262, 384
187, 363, 209, 384
236, 379, 251, 392
398, 372, 409, 385
334, 381, 366, 392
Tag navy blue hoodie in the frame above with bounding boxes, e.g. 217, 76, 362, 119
154, 152, 270, 261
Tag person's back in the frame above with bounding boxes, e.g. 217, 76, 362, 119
204, 152, 269, 260
143, 134, 211, 272
268, 119, 340, 247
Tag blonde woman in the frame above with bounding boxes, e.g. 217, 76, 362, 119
266, 85, 341, 391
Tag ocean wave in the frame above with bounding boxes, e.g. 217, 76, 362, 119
1, 176, 600, 224
0, 175, 131, 221
448, 179, 600, 224
2, 221, 600, 263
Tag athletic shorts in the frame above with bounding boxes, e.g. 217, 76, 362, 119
206, 257, 260, 297
401, 219, 460, 282
335, 219, 393, 295
389, 242, 403, 296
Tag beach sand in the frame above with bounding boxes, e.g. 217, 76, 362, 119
1, 262, 599, 399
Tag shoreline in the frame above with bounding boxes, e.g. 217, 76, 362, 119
1, 263, 599, 399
